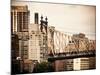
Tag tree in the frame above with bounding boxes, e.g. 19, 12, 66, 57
33, 62, 54, 73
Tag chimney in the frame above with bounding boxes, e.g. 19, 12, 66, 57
34, 13, 39, 24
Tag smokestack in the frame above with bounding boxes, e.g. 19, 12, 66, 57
34, 13, 39, 24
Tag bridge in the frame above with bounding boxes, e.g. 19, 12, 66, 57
48, 50, 95, 61
47, 27, 96, 61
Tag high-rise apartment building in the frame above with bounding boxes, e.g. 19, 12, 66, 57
28, 14, 49, 62
11, 6, 30, 73
29, 23, 47, 62
29, 23, 41, 61
11, 6, 30, 59
29, 23, 53, 62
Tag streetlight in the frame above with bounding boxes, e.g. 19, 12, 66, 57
33, 60, 38, 73
16, 57, 22, 73
33, 62, 36, 72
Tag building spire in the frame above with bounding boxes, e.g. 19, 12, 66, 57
45, 16, 48, 21
41, 15, 43, 20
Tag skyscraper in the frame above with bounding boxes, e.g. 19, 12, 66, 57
11, 5, 30, 59
11, 6, 30, 73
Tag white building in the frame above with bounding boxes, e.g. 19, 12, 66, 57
28, 23, 40, 61
74, 58, 89, 70
28, 23, 49, 62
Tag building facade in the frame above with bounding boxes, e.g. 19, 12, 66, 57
29, 23, 54, 62
11, 5, 31, 73
11, 6, 29, 33
74, 57, 96, 70
29, 23, 41, 62
28, 13, 49, 62
53, 59, 73, 71
11, 5, 30, 59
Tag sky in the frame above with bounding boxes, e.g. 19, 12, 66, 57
11, 0, 96, 40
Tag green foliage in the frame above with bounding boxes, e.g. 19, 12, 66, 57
33, 62, 54, 73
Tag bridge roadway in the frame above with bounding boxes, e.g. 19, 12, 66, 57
48, 50, 96, 61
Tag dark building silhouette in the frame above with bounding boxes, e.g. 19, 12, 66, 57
34, 13, 39, 24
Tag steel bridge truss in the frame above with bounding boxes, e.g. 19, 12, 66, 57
47, 29, 96, 61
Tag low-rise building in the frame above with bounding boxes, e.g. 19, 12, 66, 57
73, 57, 95, 70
